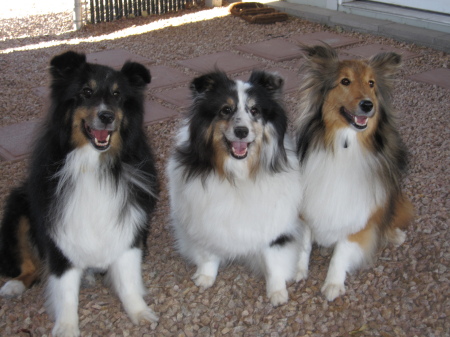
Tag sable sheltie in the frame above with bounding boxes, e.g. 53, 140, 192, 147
166, 70, 304, 305
0, 51, 159, 336
295, 45, 414, 301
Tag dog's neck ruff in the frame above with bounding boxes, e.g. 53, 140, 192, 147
301, 128, 387, 246
51, 145, 146, 269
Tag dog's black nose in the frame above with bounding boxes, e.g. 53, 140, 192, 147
359, 100, 373, 113
98, 111, 115, 125
234, 126, 249, 139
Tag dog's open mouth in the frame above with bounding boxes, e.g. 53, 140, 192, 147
227, 140, 250, 159
84, 121, 113, 150
340, 107, 369, 130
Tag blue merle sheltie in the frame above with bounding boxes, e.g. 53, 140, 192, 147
295, 44, 414, 301
166, 70, 304, 306
0, 51, 159, 336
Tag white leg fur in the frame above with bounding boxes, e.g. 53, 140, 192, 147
263, 244, 297, 306
108, 248, 158, 325
322, 240, 365, 301
48, 268, 83, 337
0, 280, 26, 298
296, 225, 312, 282
192, 254, 221, 289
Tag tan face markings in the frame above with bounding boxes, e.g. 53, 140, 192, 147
322, 60, 380, 146
211, 120, 229, 178
72, 107, 91, 148
88, 79, 98, 91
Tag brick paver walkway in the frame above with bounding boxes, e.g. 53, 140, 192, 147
0, 32, 448, 161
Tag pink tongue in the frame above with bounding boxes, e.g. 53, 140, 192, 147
232, 141, 248, 155
92, 129, 109, 142
354, 116, 368, 126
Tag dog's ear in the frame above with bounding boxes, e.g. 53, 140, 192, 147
190, 72, 229, 95
50, 51, 86, 79
249, 71, 284, 95
369, 52, 402, 78
121, 62, 151, 89
301, 44, 338, 65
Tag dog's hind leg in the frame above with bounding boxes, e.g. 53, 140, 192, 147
47, 268, 83, 337
386, 195, 414, 246
0, 186, 40, 297
296, 223, 312, 282
107, 247, 159, 325
0, 216, 40, 297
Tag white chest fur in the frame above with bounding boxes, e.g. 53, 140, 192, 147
52, 146, 145, 269
301, 129, 387, 246
168, 133, 303, 257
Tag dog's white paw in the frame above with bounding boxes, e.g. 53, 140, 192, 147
52, 321, 80, 337
295, 268, 308, 282
0, 280, 26, 298
391, 228, 406, 246
321, 282, 345, 301
129, 307, 159, 325
268, 288, 289, 306
192, 273, 215, 289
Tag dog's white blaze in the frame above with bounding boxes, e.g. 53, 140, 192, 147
301, 128, 387, 247
53, 145, 146, 269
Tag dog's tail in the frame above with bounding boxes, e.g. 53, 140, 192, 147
0, 185, 30, 277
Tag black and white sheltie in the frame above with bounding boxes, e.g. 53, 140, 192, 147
295, 45, 414, 301
0, 51, 159, 336
166, 70, 304, 305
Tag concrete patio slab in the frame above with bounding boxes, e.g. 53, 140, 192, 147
235, 38, 303, 62
178, 51, 263, 74
408, 68, 450, 90
152, 86, 192, 109
148, 65, 191, 90
86, 49, 153, 69
0, 120, 40, 161
290, 31, 360, 48
144, 100, 179, 124
344, 43, 419, 60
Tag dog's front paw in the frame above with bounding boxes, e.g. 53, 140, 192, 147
295, 268, 308, 282
268, 288, 289, 306
192, 273, 215, 289
129, 307, 159, 325
321, 282, 345, 301
0, 280, 26, 298
52, 321, 80, 337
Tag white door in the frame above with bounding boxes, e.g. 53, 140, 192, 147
369, 0, 450, 15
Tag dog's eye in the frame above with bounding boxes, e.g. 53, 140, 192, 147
250, 107, 260, 117
369, 80, 375, 88
82, 88, 93, 98
113, 91, 121, 99
220, 106, 232, 116
341, 78, 351, 86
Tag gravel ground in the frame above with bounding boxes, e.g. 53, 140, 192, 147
0, 5, 449, 337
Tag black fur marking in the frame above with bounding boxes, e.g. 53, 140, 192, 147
270, 234, 293, 247
0, 186, 30, 277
